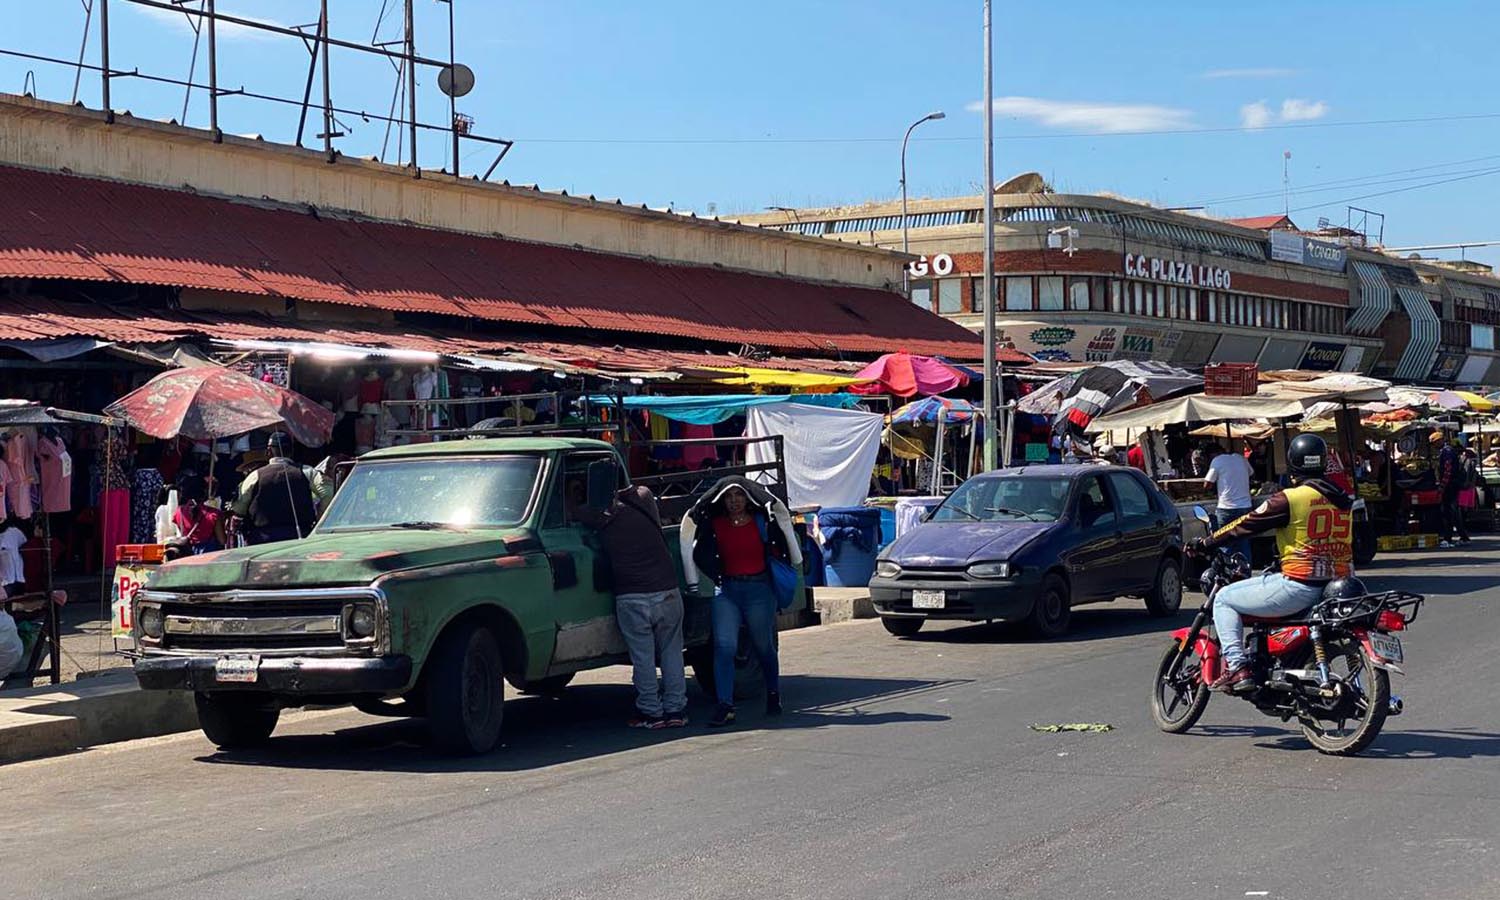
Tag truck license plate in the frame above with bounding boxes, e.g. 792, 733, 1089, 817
1368, 633, 1403, 664
911, 590, 946, 609
214, 655, 261, 683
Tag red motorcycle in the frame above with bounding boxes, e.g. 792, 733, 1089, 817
1150, 514, 1421, 756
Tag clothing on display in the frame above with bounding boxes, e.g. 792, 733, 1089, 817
0, 524, 25, 587
385, 371, 413, 425
131, 467, 165, 544
357, 372, 384, 406
5, 429, 35, 520
36, 434, 72, 514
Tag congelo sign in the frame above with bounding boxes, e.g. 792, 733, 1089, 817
906, 253, 954, 277
1124, 253, 1232, 290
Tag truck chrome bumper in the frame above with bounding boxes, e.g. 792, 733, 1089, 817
135, 655, 412, 694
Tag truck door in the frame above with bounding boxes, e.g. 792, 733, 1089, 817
537, 450, 628, 669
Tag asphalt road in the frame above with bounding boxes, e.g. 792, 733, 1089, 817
5, 544, 1499, 900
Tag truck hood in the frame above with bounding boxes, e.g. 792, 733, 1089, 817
884, 521, 1053, 568
147, 528, 532, 592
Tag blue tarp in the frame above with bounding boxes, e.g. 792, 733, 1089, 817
588, 393, 862, 425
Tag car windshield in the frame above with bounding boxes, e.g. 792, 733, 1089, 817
931, 475, 1071, 523
318, 456, 542, 531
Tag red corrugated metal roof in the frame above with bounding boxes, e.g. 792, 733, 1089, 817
0, 165, 989, 359
1225, 215, 1297, 231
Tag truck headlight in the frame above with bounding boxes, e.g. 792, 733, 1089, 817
138, 604, 164, 639
967, 561, 1012, 579
875, 560, 902, 579
349, 604, 378, 638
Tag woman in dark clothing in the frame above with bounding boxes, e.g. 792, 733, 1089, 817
682, 477, 803, 728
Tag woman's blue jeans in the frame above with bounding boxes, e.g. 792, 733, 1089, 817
711, 576, 780, 708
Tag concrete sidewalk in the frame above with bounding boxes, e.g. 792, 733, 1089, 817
0, 669, 196, 764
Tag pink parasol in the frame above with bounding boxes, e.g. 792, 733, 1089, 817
105, 366, 335, 446
850, 351, 970, 398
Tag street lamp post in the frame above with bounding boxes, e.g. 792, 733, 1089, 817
981, 0, 997, 471
901, 110, 945, 293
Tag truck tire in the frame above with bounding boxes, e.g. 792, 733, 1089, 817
194, 692, 279, 750
425, 622, 506, 755
688, 629, 777, 702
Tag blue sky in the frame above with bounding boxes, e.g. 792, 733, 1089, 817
3, 0, 1498, 266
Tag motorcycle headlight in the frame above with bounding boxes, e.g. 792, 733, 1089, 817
349, 604, 378, 638
875, 560, 902, 579
967, 561, 1012, 579
137, 604, 164, 640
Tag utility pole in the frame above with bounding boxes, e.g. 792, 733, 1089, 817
405, 0, 419, 175
1283, 150, 1291, 216
981, 0, 997, 471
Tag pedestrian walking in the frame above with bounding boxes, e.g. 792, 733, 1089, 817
1434, 432, 1470, 548
229, 433, 329, 545
570, 481, 687, 729
680, 477, 802, 729
1205, 442, 1255, 563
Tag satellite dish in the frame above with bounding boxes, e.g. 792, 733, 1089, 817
993, 172, 1047, 195
438, 64, 476, 98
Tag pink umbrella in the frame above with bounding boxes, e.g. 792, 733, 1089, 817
850, 351, 970, 398
106, 366, 335, 446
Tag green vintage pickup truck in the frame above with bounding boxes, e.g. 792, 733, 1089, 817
132, 437, 795, 754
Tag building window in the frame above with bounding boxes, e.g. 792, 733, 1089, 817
1038, 276, 1065, 311
970, 277, 992, 313
1005, 277, 1033, 311
1069, 278, 1090, 311
1207, 291, 1218, 323
938, 278, 963, 314
911, 280, 933, 311
1132, 282, 1144, 316
1110, 280, 1123, 313
1188, 289, 1199, 321
1473, 324, 1495, 351
1167, 287, 1180, 320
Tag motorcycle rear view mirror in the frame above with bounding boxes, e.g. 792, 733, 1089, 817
1191, 505, 1211, 525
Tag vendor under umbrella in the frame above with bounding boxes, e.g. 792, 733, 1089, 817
229, 433, 330, 545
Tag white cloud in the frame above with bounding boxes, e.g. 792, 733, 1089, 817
968, 96, 1193, 133
1202, 67, 1298, 79
1280, 98, 1329, 122
127, 3, 286, 41
1240, 101, 1273, 130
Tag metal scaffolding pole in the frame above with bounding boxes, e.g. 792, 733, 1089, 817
405, 0, 418, 174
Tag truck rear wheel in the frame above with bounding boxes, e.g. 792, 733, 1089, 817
194, 692, 279, 750
688, 629, 778, 702
425, 622, 506, 755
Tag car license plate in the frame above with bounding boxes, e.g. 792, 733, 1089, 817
1368, 633, 1403, 664
214, 655, 260, 684
911, 590, 946, 609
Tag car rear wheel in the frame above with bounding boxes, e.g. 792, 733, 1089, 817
1145, 557, 1184, 617
881, 616, 924, 637
1028, 574, 1072, 639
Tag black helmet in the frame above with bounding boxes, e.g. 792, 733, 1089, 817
1321, 575, 1368, 602
1286, 433, 1328, 480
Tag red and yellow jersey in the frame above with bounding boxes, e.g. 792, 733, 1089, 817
1209, 480, 1354, 582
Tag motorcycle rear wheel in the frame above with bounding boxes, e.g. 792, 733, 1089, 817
1299, 644, 1389, 756
1151, 642, 1210, 734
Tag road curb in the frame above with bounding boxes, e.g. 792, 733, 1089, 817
0, 670, 197, 765
812, 588, 876, 624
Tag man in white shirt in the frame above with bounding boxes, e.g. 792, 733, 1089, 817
1204, 446, 1255, 563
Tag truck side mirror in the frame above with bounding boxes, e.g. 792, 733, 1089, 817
586, 459, 617, 510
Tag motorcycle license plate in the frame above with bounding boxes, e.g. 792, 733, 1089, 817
1368, 633, 1403, 664
214, 655, 261, 683
911, 590, 946, 609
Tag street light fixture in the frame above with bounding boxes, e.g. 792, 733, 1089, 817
901, 110, 946, 292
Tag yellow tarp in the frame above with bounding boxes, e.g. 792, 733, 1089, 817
696, 366, 873, 392
1454, 390, 1496, 413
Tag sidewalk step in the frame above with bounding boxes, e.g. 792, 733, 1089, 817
0, 670, 197, 765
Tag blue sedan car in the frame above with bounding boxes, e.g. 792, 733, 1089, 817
870, 465, 1185, 638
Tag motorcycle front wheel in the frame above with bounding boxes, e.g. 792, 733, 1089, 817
1151, 642, 1210, 734
1299, 643, 1390, 756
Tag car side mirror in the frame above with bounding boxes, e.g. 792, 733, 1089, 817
586, 460, 617, 510
1191, 505, 1211, 525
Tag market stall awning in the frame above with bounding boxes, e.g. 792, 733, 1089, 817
689, 366, 873, 392
1087, 394, 1311, 433
848, 352, 973, 398
0, 164, 984, 359
588, 393, 863, 425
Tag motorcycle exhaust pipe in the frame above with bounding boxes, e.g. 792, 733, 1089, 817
1388, 696, 1403, 716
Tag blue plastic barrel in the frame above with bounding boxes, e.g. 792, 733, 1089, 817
877, 507, 897, 550
818, 507, 884, 587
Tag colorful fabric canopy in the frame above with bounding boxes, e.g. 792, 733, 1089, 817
695, 366, 872, 392
589, 393, 862, 425
106, 366, 334, 445
849, 352, 970, 398
890, 396, 979, 426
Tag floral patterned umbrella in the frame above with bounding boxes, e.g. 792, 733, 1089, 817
105, 365, 335, 446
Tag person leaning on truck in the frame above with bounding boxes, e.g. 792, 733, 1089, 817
229, 433, 331, 545
569, 481, 689, 729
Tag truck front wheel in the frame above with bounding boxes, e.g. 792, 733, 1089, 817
194, 692, 279, 750
425, 622, 506, 755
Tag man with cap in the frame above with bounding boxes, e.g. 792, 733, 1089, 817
1433, 430, 1469, 548
230, 433, 331, 545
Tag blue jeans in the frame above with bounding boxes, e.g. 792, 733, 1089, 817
1212, 507, 1254, 567
711, 576, 779, 708
1213, 573, 1325, 669
615, 589, 686, 719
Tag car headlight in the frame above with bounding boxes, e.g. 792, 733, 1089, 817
137, 604, 164, 640
875, 560, 902, 579
349, 604, 378, 638
967, 561, 1012, 579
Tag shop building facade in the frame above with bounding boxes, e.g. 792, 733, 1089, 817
740, 188, 1500, 386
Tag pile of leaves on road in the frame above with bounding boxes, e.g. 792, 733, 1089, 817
1028, 722, 1114, 734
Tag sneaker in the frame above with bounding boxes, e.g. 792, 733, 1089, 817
707, 704, 736, 728
627, 712, 665, 730
765, 691, 783, 716
1210, 665, 1255, 693
661, 711, 689, 728
1439, 541, 1454, 549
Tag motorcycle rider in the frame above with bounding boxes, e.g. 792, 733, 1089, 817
1191, 433, 1354, 692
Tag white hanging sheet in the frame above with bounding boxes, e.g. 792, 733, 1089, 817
745, 403, 885, 510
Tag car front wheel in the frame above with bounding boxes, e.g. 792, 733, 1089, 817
881, 616, 924, 637
1145, 557, 1184, 617
1028, 574, 1072, 638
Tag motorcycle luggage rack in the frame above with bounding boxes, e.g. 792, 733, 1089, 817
1314, 591, 1423, 627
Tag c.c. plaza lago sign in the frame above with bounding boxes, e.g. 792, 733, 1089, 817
1124, 253, 1232, 290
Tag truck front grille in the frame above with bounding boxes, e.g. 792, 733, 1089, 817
152, 595, 365, 654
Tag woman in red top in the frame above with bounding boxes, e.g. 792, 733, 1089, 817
172, 496, 226, 555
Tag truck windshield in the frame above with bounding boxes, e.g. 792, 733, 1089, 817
931, 476, 1071, 523
318, 456, 542, 531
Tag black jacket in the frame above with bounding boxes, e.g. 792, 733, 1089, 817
680, 476, 803, 587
